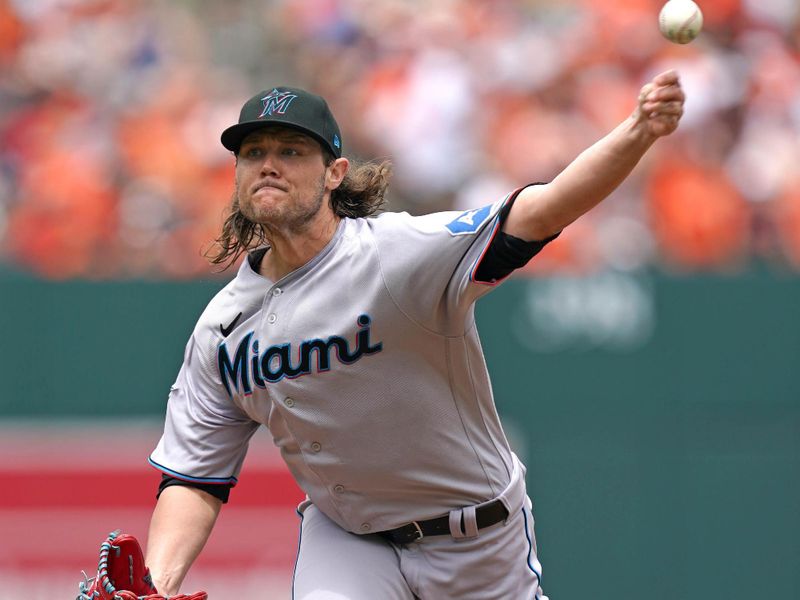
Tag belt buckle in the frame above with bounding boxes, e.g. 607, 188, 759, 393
410, 521, 424, 542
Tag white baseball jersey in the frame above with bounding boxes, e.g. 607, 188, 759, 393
150, 189, 540, 535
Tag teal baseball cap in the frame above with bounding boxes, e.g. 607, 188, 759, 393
221, 86, 343, 158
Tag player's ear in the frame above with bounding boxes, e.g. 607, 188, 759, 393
326, 157, 350, 191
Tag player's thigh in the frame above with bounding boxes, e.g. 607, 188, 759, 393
293, 503, 415, 600
409, 497, 547, 600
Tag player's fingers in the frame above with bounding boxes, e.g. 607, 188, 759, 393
642, 100, 684, 116
649, 83, 685, 103
652, 69, 680, 87
637, 83, 655, 104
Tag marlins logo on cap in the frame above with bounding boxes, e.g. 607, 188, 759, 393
259, 89, 298, 117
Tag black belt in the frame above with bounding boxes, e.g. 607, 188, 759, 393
377, 500, 509, 545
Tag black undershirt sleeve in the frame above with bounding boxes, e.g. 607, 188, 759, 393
157, 475, 232, 504
473, 184, 560, 283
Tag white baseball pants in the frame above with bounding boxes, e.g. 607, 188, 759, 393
291, 497, 547, 600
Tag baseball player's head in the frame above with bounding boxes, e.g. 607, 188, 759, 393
222, 87, 349, 234
206, 86, 393, 269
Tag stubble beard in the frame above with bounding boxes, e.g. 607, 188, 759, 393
237, 174, 327, 236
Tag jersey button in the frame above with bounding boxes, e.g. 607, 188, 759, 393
310, 442, 322, 453
272, 288, 282, 297
267, 313, 277, 324
360, 523, 372, 532
284, 398, 295, 408
333, 484, 345, 494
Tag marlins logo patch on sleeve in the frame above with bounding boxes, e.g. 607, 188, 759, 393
446, 205, 493, 236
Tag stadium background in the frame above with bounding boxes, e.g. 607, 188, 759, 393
1, 0, 798, 598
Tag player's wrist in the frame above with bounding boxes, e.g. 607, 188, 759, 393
150, 569, 182, 596
625, 114, 660, 148
154, 580, 179, 597
148, 563, 183, 596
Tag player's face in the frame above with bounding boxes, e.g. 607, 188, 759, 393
235, 128, 336, 229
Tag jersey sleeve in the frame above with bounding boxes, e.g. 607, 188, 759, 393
149, 335, 260, 487
371, 184, 552, 334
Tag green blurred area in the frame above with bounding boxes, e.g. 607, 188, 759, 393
1, 271, 798, 599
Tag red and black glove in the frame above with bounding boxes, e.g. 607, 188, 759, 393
77, 530, 207, 600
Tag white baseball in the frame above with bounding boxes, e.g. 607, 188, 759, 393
659, 0, 703, 44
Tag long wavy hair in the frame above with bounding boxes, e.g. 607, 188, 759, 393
205, 153, 392, 271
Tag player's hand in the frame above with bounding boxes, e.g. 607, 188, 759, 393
632, 70, 685, 138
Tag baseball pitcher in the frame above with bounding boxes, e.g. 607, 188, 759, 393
96, 72, 683, 599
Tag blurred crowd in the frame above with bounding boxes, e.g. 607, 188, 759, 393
0, 0, 799, 279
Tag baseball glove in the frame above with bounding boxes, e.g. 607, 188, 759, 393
77, 530, 208, 600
